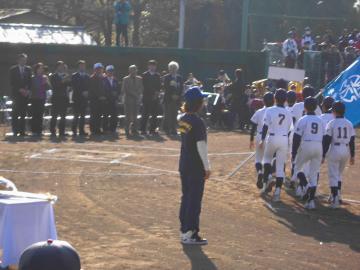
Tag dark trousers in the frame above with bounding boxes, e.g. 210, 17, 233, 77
116, 24, 128, 47
50, 100, 68, 135
11, 97, 28, 135
72, 102, 87, 135
163, 101, 179, 134
90, 100, 107, 134
104, 101, 118, 132
285, 56, 296, 68
30, 99, 45, 135
179, 172, 205, 234
141, 100, 159, 133
232, 104, 250, 130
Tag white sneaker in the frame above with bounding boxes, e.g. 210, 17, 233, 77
181, 231, 208, 245
273, 187, 281, 202
304, 200, 316, 210
180, 230, 193, 243
327, 194, 333, 203
330, 196, 340, 209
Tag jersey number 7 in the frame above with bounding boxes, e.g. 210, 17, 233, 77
278, 114, 285, 125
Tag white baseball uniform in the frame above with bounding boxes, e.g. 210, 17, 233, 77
250, 107, 268, 164
292, 102, 322, 123
286, 105, 295, 153
293, 115, 324, 187
263, 106, 293, 178
320, 113, 334, 129
325, 118, 355, 187
291, 102, 321, 179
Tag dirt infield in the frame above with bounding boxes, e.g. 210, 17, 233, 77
0, 131, 359, 270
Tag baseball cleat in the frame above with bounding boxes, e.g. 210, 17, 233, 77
304, 200, 316, 210
327, 194, 333, 203
181, 231, 208, 246
338, 191, 343, 204
272, 187, 281, 202
256, 174, 264, 189
330, 196, 340, 209
296, 185, 306, 197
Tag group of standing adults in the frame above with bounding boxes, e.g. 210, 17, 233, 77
10, 53, 185, 138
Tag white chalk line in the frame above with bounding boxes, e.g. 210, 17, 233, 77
37, 147, 253, 157
0, 169, 165, 177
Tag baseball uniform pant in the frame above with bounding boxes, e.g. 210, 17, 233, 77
327, 145, 349, 187
263, 136, 288, 178
294, 141, 322, 187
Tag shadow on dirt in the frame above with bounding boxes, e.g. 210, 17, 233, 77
182, 245, 217, 270
262, 192, 360, 252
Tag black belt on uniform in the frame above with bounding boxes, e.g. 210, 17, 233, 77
269, 133, 287, 137
334, 143, 349, 146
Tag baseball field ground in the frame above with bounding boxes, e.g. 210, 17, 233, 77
1, 130, 359, 270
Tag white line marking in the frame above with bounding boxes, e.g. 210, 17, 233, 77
29, 153, 42, 158
0, 169, 165, 177
43, 148, 58, 154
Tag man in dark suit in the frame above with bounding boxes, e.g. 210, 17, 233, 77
141, 60, 161, 135
71, 60, 90, 136
163, 61, 183, 135
9, 53, 32, 136
89, 63, 107, 135
49, 61, 71, 137
103, 65, 120, 133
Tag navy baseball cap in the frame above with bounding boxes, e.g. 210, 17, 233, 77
184, 87, 208, 102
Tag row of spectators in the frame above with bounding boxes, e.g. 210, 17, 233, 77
10, 54, 188, 138
281, 27, 360, 83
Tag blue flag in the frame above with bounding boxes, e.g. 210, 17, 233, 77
323, 57, 360, 126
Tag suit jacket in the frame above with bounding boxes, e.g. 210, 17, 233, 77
71, 72, 91, 104
142, 71, 161, 103
103, 76, 120, 103
30, 75, 51, 100
121, 75, 143, 104
9, 65, 32, 100
49, 73, 71, 104
89, 74, 107, 103
163, 73, 183, 104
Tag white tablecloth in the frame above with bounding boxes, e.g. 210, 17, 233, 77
0, 196, 57, 267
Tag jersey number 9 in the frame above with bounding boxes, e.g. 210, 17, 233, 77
311, 123, 318, 134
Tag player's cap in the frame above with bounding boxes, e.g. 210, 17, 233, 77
275, 88, 287, 104
286, 90, 297, 104
302, 85, 315, 99
332, 101, 346, 116
184, 86, 208, 102
19, 240, 81, 270
106, 65, 115, 71
263, 92, 274, 107
304, 97, 318, 113
93, 63, 103, 69
322, 96, 335, 110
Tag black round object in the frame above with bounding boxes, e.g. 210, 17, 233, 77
275, 88, 287, 105
332, 101, 345, 116
322, 96, 335, 110
302, 85, 315, 99
304, 97, 318, 113
263, 92, 274, 107
286, 90, 297, 105
19, 240, 81, 270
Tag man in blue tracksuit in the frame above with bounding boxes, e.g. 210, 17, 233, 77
114, 0, 131, 47
178, 86, 210, 245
